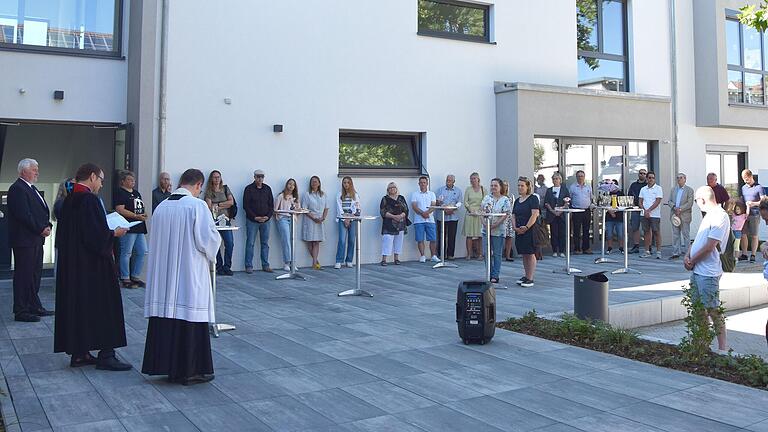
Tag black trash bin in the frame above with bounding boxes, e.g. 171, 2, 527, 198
573, 271, 609, 322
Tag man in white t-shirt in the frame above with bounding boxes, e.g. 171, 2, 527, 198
411, 176, 439, 263
638, 171, 664, 259
684, 186, 731, 351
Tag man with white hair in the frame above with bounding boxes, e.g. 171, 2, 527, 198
7, 158, 53, 322
684, 186, 731, 351
667, 172, 694, 260
435, 174, 463, 260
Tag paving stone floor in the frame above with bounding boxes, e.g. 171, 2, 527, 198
1, 252, 768, 431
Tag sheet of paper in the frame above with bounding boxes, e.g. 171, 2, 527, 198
106, 212, 142, 230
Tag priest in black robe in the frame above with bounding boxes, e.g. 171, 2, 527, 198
54, 163, 132, 371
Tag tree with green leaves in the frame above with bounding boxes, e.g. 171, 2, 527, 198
738, 1, 768, 32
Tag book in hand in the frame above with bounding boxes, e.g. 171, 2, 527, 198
106, 212, 143, 230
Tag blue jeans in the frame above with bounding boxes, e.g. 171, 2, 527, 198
245, 219, 270, 269
119, 233, 147, 280
216, 223, 234, 271
276, 217, 292, 264
336, 219, 357, 264
483, 234, 504, 279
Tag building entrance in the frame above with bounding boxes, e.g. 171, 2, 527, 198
0, 121, 131, 278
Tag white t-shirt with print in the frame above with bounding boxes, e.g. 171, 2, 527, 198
690, 206, 730, 277
410, 190, 436, 224
639, 184, 664, 218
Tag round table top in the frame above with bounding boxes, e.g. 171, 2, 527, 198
553, 208, 585, 213
429, 205, 459, 210
216, 225, 240, 231
275, 209, 310, 215
474, 212, 508, 217
339, 215, 378, 221
595, 206, 639, 211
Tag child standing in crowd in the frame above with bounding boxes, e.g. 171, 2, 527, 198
729, 199, 747, 258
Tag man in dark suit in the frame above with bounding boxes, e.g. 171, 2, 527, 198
8, 158, 54, 322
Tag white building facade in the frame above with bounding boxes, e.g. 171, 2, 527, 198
0, 0, 766, 272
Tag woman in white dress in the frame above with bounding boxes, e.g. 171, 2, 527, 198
302, 176, 328, 270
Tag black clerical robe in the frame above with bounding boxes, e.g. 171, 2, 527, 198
54, 186, 126, 355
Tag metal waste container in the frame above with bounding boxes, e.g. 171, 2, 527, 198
573, 271, 609, 322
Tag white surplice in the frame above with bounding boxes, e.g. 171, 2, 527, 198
145, 187, 221, 323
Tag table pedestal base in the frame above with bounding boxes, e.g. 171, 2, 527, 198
611, 267, 642, 275
276, 271, 307, 281
554, 267, 582, 275
432, 261, 458, 269
337, 289, 373, 297
210, 323, 237, 338
594, 257, 618, 264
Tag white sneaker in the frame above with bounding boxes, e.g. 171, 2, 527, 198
559, 253, 566, 258
419, 256, 427, 263
552, 253, 558, 258
334, 263, 342, 269
346, 262, 354, 268
640, 251, 651, 258
283, 264, 291, 272
656, 252, 662, 260
431, 256, 441, 263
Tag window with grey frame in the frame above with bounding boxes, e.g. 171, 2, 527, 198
726, 15, 767, 106
577, 0, 628, 92
339, 132, 422, 176
417, 0, 490, 43
0, 0, 122, 57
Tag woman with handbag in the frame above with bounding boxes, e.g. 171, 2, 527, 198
379, 182, 409, 265
512, 176, 541, 287
204, 170, 235, 276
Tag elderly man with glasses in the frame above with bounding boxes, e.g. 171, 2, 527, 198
667, 173, 694, 259
567, 170, 593, 254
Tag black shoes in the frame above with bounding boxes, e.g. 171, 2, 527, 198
629, 245, 640, 254
70, 353, 98, 368
96, 355, 132, 371
35, 308, 55, 317
14, 313, 40, 322
738, 254, 749, 262
750, 255, 756, 263
169, 374, 215, 386
216, 268, 234, 276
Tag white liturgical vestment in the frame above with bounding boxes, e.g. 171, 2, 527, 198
145, 187, 221, 323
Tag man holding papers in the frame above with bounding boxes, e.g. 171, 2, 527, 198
54, 163, 132, 371
142, 169, 221, 385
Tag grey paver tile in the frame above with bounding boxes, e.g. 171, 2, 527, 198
99, 383, 176, 417
182, 402, 272, 432
747, 418, 768, 431
38, 390, 116, 427
294, 388, 387, 423
211, 335, 292, 371
565, 412, 666, 432
151, 380, 232, 410
396, 405, 504, 432
309, 339, 376, 359
54, 419, 127, 431
28, 368, 94, 397
340, 354, 424, 379
606, 362, 714, 390
611, 401, 742, 432
11, 336, 53, 356
344, 415, 426, 432
383, 349, 463, 372
18, 352, 69, 374
492, 388, 603, 423
211, 371, 290, 402
11, 395, 51, 431
298, 360, 379, 388
388, 372, 484, 404
572, 369, 679, 400
236, 332, 334, 366
119, 411, 200, 432
650, 388, 768, 428
446, 395, 557, 431
342, 380, 435, 414
529, 424, 583, 432
241, 396, 335, 432
83, 367, 148, 389
535, 379, 641, 411
254, 365, 329, 394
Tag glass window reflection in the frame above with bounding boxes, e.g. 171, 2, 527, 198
533, 138, 560, 184
728, 70, 743, 104
601, 0, 624, 56
726, 20, 741, 66
744, 73, 765, 104
0, 0, 118, 53
743, 26, 762, 70
578, 57, 626, 91
577, 0, 598, 52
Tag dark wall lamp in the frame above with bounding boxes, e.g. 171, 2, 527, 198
53, 90, 64, 100
273, 124, 283, 133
